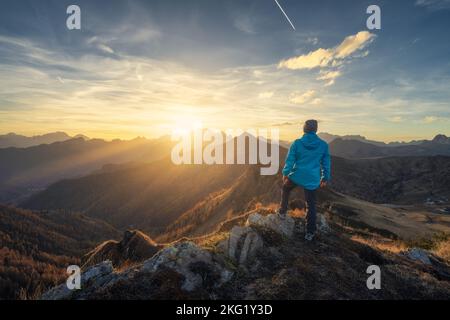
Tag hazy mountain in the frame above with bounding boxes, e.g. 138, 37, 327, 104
0, 132, 74, 148
329, 135, 450, 159
22, 140, 450, 242
0, 205, 120, 299
319, 132, 426, 147
0, 136, 174, 204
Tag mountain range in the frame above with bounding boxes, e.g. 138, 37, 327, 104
0, 136, 174, 203
0, 132, 88, 148
328, 134, 450, 159
21, 136, 450, 239
1, 132, 449, 300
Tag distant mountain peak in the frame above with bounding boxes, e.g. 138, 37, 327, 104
432, 134, 449, 144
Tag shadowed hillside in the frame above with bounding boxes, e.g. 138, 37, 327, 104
23, 152, 450, 240
0, 205, 120, 299
0, 136, 174, 204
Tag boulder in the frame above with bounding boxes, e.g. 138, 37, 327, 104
246, 213, 295, 238
41, 261, 114, 300
239, 230, 264, 265
219, 225, 264, 266
142, 242, 231, 291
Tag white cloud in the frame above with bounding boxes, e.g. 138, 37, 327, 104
415, 0, 450, 10
388, 116, 404, 123
233, 15, 257, 34
279, 48, 333, 70
311, 98, 322, 105
317, 70, 341, 87
423, 116, 439, 123
279, 31, 375, 70
87, 36, 115, 54
289, 90, 317, 105
306, 37, 319, 45
258, 91, 274, 99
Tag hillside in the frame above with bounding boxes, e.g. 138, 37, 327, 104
41, 210, 450, 300
23, 153, 450, 241
331, 156, 450, 204
0, 136, 173, 203
0, 205, 120, 299
24, 160, 273, 236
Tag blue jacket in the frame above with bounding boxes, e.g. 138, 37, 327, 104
282, 133, 331, 190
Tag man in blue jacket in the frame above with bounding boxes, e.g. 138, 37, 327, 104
278, 120, 331, 241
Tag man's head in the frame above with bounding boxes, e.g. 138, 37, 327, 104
303, 120, 318, 134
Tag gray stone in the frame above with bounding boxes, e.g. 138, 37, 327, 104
405, 248, 431, 265
238, 230, 264, 265
220, 225, 264, 266
246, 213, 295, 238
41, 261, 114, 300
227, 226, 249, 260
83, 261, 114, 283
142, 241, 230, 291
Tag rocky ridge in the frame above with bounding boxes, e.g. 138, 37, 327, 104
41, 210, 450, 300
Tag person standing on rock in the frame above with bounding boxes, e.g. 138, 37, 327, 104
277, 120, 331, 241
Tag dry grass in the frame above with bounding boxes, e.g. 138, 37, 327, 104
432, 239, 450, 263
350, 235, 407, 254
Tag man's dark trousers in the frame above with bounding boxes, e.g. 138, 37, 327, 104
279, 179, 317, 234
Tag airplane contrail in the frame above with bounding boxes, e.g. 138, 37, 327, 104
274, 0, 296, 31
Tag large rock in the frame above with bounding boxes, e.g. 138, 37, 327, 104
142, 242, 232, 291
246, 213, 295, 238
41, 261, 114, 300
220, 226, 264, 265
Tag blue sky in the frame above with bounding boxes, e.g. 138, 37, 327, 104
0, 0, 449, 141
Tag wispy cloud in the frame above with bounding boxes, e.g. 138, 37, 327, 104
258, 91, 274, 99
388, 116, 404, 123
289, 90, 317, 105
415, 0, 450, 10
317, 70, 341, 87
423, 116, 439, 123
278, 31, 375, 70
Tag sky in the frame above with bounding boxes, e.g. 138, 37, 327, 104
0, 0, 449, 142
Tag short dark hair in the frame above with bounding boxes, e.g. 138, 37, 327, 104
303, 120, 318, 133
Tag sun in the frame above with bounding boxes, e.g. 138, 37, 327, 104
171, 115, 204, 138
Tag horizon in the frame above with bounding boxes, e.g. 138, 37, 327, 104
0, 129, 447, 144
1, 0, 450, 142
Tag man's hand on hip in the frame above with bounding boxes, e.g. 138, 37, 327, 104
320, 180, 328, 188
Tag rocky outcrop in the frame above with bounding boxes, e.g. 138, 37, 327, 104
41, 211, 450, 300
219, 226, 264, 265
142, 242, 233, 291
41, 261, 115, 300
82, 230, 163, 268
246, 213, 295, 238
218, 213, 296, 266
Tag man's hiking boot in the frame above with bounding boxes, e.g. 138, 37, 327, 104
305, 233, 315, 241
